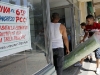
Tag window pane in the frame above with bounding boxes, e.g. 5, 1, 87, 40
0, 0, 48, 75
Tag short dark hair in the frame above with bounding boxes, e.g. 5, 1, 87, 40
52, 13, 59, 19
86, 15, 94, 19
80, 22, 86, 26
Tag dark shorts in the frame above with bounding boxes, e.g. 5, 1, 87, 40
95, 48, 100, 59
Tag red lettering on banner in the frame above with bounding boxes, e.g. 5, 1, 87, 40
16, 16, 26, 22
16, 16, 19, 22
4, 35, 26, 42
14, 35, 26, 40
16, 31, 21, 35
21, 10, 25, 16
3, 6, 10, 13
0, 5, 10, 13
16, 9, 26, 16
20, 17, 23, 22
4, 37, 13, 42
0, 6, 3, 12
0, 38, 2, 43
16, 9, 20, 15
0, 25, 28, 30
23, 18, 26, 22
0, 31, 11, 36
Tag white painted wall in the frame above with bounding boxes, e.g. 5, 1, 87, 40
78, 0, 92, 2
79, 2, 88, 22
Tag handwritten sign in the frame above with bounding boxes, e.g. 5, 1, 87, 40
0, 1, 31, 57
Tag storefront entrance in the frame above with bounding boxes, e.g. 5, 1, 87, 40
50, 5, 75, 53
0, 0, 80, 75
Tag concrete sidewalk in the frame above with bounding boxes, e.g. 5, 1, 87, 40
0, 51, 47, 75
63, 52, 98, 75
0, 50, 81, 75
63, 65, 80, 75
0, 50, 85, 75
78, 53, 97, 75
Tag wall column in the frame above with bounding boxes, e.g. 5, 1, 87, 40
79, 1, 88, 22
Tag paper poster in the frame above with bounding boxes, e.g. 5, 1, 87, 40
0, 1, 31, 57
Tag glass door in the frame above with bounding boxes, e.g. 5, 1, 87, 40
64, 5, 75, 51
50, 5, 75, 53
0, 0, 50, 75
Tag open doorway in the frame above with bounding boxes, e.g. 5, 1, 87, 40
50, 5, 75, 55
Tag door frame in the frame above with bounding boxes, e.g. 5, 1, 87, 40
50, 4, 75, 51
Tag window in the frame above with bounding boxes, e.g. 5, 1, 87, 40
0, 0, 48, 75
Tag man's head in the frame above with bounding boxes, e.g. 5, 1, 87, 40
51, 13, 60, 23
80, 22, 86, 29
86, 15, 95, 25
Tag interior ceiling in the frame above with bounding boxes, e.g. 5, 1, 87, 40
92, 0, 100, 17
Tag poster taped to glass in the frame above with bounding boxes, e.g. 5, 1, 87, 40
0, 1, 31, 57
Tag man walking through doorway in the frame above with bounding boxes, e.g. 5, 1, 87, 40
50, 13, 70, 75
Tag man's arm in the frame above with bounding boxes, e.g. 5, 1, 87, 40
60, 24, 70, 54
81, 31, 89, 42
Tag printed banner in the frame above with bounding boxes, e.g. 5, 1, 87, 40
0, 2, 31, 57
